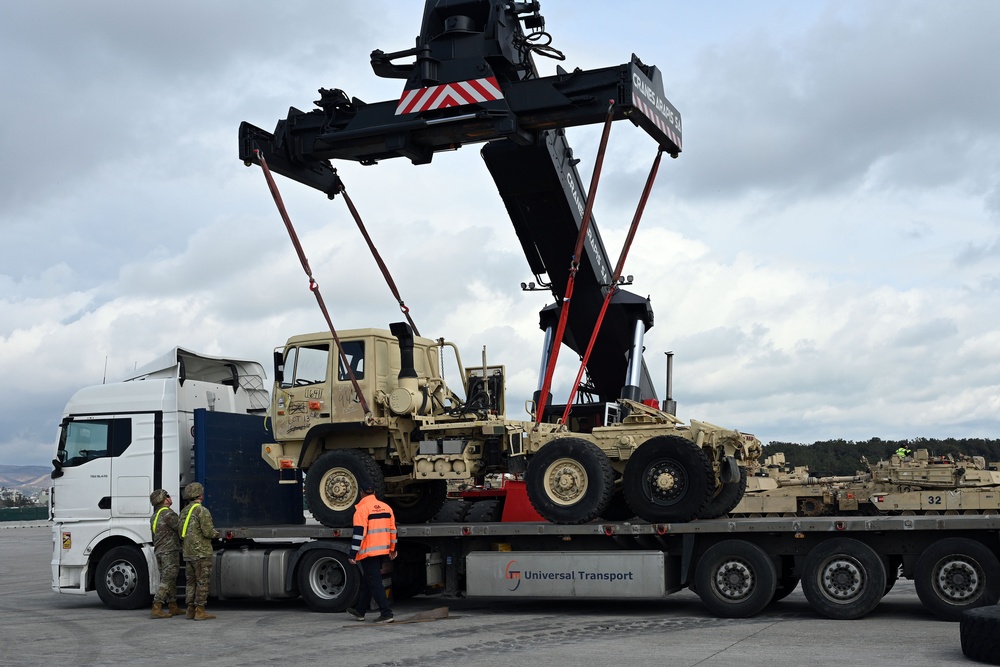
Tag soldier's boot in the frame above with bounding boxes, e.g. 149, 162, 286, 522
193, 605, 216, 621
186, 604, 196, 620
167, 601, 185, 617
150, 601, 171, 619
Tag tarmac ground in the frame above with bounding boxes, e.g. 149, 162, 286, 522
0, 524, 984, 667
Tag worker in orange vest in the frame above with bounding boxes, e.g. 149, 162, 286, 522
346, 484, 397, 623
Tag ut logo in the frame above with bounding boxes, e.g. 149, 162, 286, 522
504, 560, 521, 591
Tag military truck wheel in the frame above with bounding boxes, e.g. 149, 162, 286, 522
306, 449, 385, 527
622, 435, 714, 523
466, 499, 504, 522
697, 467, 748, 520
431, 499, 472, 523
95, 545, 152, 610
914, 538, 1000, 621
694, 540, 777, 618
801, 538, 886, 620
296, 548, 360, 612
961, 605, 1000, 664
388, 480, 448, 524
525, 438, 614, 524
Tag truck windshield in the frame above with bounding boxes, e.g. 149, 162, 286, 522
57, 418, 133, 468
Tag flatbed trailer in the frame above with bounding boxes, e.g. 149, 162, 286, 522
215, 513, 1000, 622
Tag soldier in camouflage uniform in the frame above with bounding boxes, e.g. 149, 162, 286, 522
148, 489, 184, 618
180, 482, 220, 620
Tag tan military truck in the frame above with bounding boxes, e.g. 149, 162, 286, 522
261, 322, 762, 526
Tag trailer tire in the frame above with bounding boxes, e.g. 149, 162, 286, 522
801, 538, 886, 620
914, 537, 1000, 622
296, 549, 360, 613
623, 435, 714, 523
306, 449, 385, 527
466, 499, 504, 522
389, 480, 448, 524
961, 605, 1000, 665
695, 540, 777, 618
697, 466, 748, 520
95, 545, 152, 610
525, 438, 614, 524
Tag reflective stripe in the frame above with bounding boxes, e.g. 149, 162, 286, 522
152, 506, 169, 534
181, 502, 200, 538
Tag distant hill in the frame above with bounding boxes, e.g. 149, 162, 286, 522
0, 465, 51, 493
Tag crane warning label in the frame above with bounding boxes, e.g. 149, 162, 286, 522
466, 551, 669, 598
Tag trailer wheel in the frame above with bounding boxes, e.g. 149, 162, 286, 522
388, 480, 448, 524
95, 545, 152, 610
525, 438, 614, 524
622, 435, 714, 523
695, 540, 777, 618
306, 449, 385, 527
961, 605, 1000, 664
296, 549, 360, 612
697, 467, 748, 520
801, 538, 886, 620
914, 537, 1000, 621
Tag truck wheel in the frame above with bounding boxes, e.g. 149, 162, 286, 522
296, 549, 360, 612
961, 605, 1000, 664
431, 499, 472, 523
694, 539, 777, 618
466, 499, 504, 522
389, 480, 448, 524
525, 438, 614, 524
95, 545, 152, 610
697, 467, 748, 519
622, 435, 713, 523
914, 537, 1000, 621
306, 449, 385, 527
801, 538, 886, 620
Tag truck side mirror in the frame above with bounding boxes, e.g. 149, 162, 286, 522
273, 351, 285, 384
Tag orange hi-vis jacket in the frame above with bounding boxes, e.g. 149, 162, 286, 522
351, 494, 397, 561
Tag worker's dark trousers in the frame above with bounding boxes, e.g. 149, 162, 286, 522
355, 555, 391, 617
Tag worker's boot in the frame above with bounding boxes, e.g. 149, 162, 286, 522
186, 604, 196, 620
167, 601, 185, 617
150, 601, 171, 619
193, 605, 217, 621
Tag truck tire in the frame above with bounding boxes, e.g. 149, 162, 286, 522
431, 499, 472, 523
695, 539, 777, 618
914, 537, 1000, 622
697, 467, 748, 520
622, 435, 714, 523
961, 605, 1000, 665
525, 438, 614, 524
801, 538, 886, 620
296, 549, 360, 612
306, 449, 385, 527
389, 480, 448, 524
95, 545, 152, 610
466, 499, 504, 522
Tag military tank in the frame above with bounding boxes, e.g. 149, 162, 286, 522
731, 449, 1000, 517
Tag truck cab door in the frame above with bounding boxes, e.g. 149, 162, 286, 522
51, 416, 125, 520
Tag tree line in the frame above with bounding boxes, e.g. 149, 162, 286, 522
762, 438, 1000, 476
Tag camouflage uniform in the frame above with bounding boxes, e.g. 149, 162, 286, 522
149, 489, 181, 607
180, 482, 219, 616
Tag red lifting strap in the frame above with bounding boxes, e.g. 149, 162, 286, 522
560, 148, 664, 425
253, 149, 372, 419
534, 100, 616, 427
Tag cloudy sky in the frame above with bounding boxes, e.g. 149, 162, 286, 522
3, 1, 999, 468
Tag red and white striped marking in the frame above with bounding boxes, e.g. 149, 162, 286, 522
395, 76, 503, 115
631, 92, 682, 150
